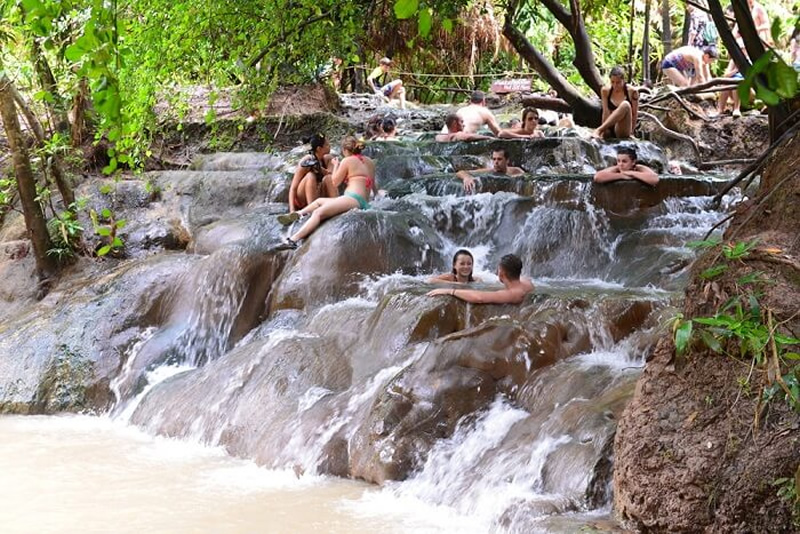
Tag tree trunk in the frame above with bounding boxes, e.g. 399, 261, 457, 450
681, 7, 691, 46
71, 78, 89, 148
537, 0, 604, 96
628, 0, 635, 80
30, 37, 69, 132
10, 83, 75, 208
0, 73, 57, 282
502, 20, 601, 126
643, 0, 652, 85
661, 0, 672, 55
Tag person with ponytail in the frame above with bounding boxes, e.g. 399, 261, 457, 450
276, 136, 376, 249
428, 249, 481, 284
287, 133, 338, 212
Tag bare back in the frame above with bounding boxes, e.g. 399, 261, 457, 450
334, 154, 376, 198
457, 104, 500, 134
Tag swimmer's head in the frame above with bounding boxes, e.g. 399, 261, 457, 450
445, 113, 463, 132
616, 147, 638, 171
491, 148, 511, 174
451, 249, 475, 282
498, 254, 523, 282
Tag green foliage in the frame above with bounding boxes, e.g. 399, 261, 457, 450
738, 49, 799, 107
46, 207, 84, 261
89, 206, 125, 256
772, 470, 800, 527
0, 177, 15, 210
674, 240, 800, 412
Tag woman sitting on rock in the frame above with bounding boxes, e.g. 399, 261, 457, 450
594, 66, 639, 139
287, 133, 338, 212
277, 136, 376, 249
498, 107, 544, 139
429, 249, 481, 284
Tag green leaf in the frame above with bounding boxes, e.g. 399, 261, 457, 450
418, 8, 432, 37
687, 238, 720, 249
64, 43, 86, 62
774, 334, 800, 345
700, 264, 728, 279
99, 184, 113, 194
770, 17, 782, 46
97, 245, 111, 256
442, 18, 453, 33
771, 60, 798, 99
101, 208, 112, 218
96, 227, 111, 236
783, 352, 800, 361
754, 79, 781, 107
699, 330, 723, 353
394, 0, 418, 19
111, 237, 123, 247
675, 320, 693, 356
115, 220, 126, 229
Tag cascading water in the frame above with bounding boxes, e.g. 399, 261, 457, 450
0, 134, 740, 532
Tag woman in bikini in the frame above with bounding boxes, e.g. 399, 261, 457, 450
498, 107, 544, 139
287, 133, 338, 212
594, 66, 639, 139
428, 249, 481, 284
277, 136, 376, 249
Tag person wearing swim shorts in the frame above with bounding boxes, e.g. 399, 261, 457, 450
661, 46, 718, 87
276, 136, 376, 249
367, 57, 407, 110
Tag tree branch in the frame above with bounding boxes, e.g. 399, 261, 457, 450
248, 9, 334, 68
639, 111, 701, 160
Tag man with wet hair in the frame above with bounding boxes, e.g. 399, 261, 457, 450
456, 148, 525, 193
593, 146, 659, 186
427, 254, 534, 304
435, 113, 493, 142
456, 90, 502, 135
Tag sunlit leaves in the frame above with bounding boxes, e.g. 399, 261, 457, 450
394, 0, 419, 19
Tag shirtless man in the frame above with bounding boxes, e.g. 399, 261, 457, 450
435, 114, 493, 142
661, 45, 718, 87
748, 0, 771, 45
456, 90, 502, 135
456, 148, 524, 193
593, 147, 659, 186
427, 254, 534, 305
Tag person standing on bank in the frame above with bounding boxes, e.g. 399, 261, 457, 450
594, 67, 639, 139
367, 57, 407, 110
427, 254, 533, 304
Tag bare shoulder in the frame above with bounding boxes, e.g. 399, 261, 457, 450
629, 86, 639, 100
508, 167, 525, 176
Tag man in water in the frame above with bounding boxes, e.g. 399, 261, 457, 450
367, 57, 406, 110
427, 254, 534, 304
593, 147, 659, 186
456, 90, 502, 135
456, 148, 524, 193
435, 114, 493, 142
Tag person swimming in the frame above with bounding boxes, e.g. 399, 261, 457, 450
498, 107, 544, 139
276, 136, 376, 249
428, 249, 481, 284
427, 254, 533, 304
287, 133, 338, 212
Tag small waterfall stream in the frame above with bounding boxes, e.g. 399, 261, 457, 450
0, 135, 740, 532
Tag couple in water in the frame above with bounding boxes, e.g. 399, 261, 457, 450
277, 135, 376, 249
427, 250, 534, 305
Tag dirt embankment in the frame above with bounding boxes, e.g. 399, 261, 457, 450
614, 133, 800, 533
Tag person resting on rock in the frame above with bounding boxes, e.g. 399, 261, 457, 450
287, 133, 338, 212
498, 107, 545, 139
427, 254, 533, 304
276, 136, 376, 249
593, 147, 659, 186
428, 249, 481, 284
456, 148, 524, 194
594, 66, 639, 139
435, 114, 493, 142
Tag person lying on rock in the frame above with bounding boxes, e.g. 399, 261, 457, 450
428, 249, 481, 284
427, 254, 533, 304
287, 133, 338, 213
594, 66, 639, 139
593, 147, 659, 186
276, 136, 376, 249
435, 114, 493, 142
498, 107, 545, 139
456, 148, 524, 194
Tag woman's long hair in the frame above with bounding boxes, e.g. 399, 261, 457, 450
451, 249, 475, 282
